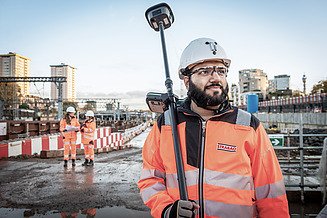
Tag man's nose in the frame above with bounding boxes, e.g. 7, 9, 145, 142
209, 71, 222, 81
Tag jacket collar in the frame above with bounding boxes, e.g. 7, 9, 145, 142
178, 97, 236, 120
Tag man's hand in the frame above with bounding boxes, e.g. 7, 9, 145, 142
164, 200, 199, 218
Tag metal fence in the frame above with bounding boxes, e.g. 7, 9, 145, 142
269, 114, 327, 204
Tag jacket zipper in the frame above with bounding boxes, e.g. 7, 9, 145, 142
198, 120, 206, 218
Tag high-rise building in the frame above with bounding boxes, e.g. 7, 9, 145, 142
0, 52, 30, 96
50, 63, 76, 101
239, 69, 268, 100
274, 74, 290, 91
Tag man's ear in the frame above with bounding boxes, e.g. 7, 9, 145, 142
183, 76, 190, 90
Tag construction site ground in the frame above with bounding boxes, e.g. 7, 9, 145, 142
0, 129, 152, 218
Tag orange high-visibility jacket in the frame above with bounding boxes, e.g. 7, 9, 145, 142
138, 100, 289, 218
81, 121, 96, 145
59, 117, 80, 140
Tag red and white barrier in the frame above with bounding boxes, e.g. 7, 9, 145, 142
0, 127, 123, 158
122, 123, 148, 143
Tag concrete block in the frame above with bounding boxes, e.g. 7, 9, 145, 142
40, 150, 63, 159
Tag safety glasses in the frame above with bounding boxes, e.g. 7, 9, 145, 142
191, 66, 228, 77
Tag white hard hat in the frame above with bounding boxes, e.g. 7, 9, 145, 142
85, 110, 94, 117
66, 106, 76, 113
178, 38, 231, 79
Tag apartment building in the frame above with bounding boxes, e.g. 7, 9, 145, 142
50, 63, 76, 101
0, 52, 30, 96
239, 69, 268, 101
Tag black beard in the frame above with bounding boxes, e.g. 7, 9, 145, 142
187, 79, 229, 109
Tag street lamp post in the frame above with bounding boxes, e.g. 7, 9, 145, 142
302, 74, 307, 95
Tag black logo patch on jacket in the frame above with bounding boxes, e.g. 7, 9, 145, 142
217, 143, 237, 152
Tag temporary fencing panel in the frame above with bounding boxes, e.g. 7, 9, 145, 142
0, 143, 8, 158
57, 136, 64, 150
31, 137, 42, 155
42, 136, 50, 151
22, 139, 32, 155
8, 141, 22, 157
49, 135, 58, 151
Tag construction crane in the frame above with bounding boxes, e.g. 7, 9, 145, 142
0, 77, 66, 119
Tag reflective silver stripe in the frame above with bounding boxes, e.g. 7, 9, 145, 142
255, 179, 286, 200
164, 110, 171, 126
205, 199, 255, 217
85, 128, 94, 133
140, 182, 166, 203
140, 169, 166, 181
83, 135, 93, 139
65, 141, 76, 144
236, 109, 251, 126
205, 169, 254, 190
166, 169, 253, 191
166, 169, 199, 188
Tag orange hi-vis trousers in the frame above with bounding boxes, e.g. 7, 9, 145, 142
84, 143, 94, 160
63, 138, 77, 160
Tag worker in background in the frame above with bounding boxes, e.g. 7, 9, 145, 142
60, 106, 80, 167
81, 110, 96, 166
138, 38, 289, 217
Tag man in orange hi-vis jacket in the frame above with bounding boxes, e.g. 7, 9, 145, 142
138, 38, 289, 218
81, 110, 96, 166
60, 106, 80, 167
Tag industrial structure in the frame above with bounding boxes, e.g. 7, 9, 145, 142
0, 77, 66, 119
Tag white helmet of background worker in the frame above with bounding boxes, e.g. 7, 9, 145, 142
66, 106, 76, 113
178, 37, 231, 79
85, 110, 94, 117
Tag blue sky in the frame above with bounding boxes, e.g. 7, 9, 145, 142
1, 0, 326, 109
